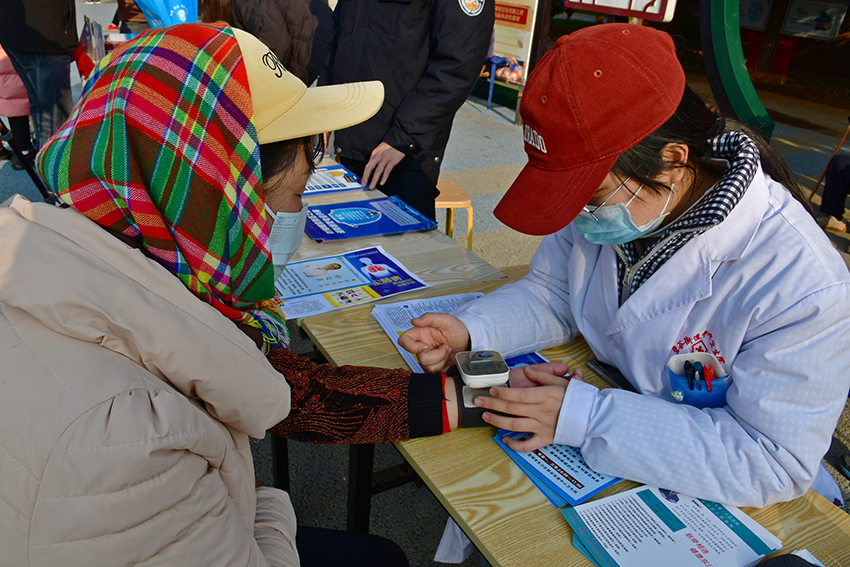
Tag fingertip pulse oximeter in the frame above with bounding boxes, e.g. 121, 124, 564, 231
456, 350, 510, 389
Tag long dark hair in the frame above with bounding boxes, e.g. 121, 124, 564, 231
612, 85, 813, 216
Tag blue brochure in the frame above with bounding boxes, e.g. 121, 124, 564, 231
493, 430, 622, 508
505, 352, 548, 369
305, 195, 438, 242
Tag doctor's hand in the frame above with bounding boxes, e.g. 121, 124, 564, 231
509, 362, 579, 388
398, 313, 471, 373
477, 368, 584, 452
362, 142, 404, 189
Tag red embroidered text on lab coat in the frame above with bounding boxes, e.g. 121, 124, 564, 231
671, 331, 725, 363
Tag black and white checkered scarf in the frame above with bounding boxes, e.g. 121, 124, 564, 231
613, 132, 760, 305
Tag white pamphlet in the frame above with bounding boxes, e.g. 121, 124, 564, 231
371, 293, 484, 372
563, 485, 783, 567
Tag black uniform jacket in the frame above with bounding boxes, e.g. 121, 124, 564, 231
323, 0, 494, 162
0, 0, 78, 55
231, 0, 332, 85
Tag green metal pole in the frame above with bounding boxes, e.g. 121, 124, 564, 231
699, 0, 775, 140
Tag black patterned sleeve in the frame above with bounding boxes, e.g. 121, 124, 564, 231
267, 348, 445, 444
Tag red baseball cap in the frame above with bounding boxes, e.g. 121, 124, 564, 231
494, 24, 686, 235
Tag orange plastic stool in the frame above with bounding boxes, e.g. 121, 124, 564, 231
435, 181, 473, 250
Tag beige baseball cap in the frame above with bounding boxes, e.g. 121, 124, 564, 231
232, 28, 384, 144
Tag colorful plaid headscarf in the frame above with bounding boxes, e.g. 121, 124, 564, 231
37, 23, 289, 349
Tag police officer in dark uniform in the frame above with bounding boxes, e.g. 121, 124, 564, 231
322, 0, 495, 219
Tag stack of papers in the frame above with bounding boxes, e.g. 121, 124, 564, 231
563, 486, 783, 567
493, 430, 622, 507
303, 164, 366, 196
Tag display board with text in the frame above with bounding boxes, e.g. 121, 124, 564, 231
563, 0, 678, 23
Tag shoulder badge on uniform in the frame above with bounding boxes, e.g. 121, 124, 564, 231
459, 0, 485, 16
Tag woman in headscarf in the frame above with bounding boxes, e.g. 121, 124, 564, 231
0, 23, 522, 565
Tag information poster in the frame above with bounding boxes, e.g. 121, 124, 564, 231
563, 0, 678, 23
487, 0, 539, 87
494, 1, 537, 62
739, 0, 773, 31
781, 0, 848, 40
276, 246, 428, 319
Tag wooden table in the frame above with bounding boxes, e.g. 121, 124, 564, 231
279, 188, 506, 526
301, 281, 850, 566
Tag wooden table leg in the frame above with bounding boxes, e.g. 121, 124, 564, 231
347, 443, 375, 533
271, 435, 290, 492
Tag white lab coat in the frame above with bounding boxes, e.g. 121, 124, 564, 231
455, 162, 850, 508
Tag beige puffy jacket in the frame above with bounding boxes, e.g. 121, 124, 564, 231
0, 197, 300, 566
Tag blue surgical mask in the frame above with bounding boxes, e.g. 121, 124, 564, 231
265, 203, 308, 281
573, 181, 673, 246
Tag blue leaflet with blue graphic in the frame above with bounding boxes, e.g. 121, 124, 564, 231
493, 430, 621, 507
505, 352, 548, 369
305, 196, 437, 242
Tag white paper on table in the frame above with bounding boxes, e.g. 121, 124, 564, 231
370, 293, 484, 372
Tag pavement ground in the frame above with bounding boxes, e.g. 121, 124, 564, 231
1, 3, 848, 565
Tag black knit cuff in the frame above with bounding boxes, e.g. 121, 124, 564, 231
407, 373, 445, 438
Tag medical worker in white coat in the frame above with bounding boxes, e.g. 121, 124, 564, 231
399, 24, 850, 508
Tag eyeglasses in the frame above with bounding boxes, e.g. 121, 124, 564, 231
312, 134, 325, 163
580, 176, 632, 223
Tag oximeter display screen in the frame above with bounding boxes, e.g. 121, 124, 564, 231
467, 360, 500, 373
461, 353, 508, 375
456, 350, 510, 388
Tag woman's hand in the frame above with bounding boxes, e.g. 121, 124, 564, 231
398, 313, 471, 373
477, 366, 585, 452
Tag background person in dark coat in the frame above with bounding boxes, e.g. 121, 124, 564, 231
322, 0, 495, 219
0, 0, 76, 151
202, 0, 333, 85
